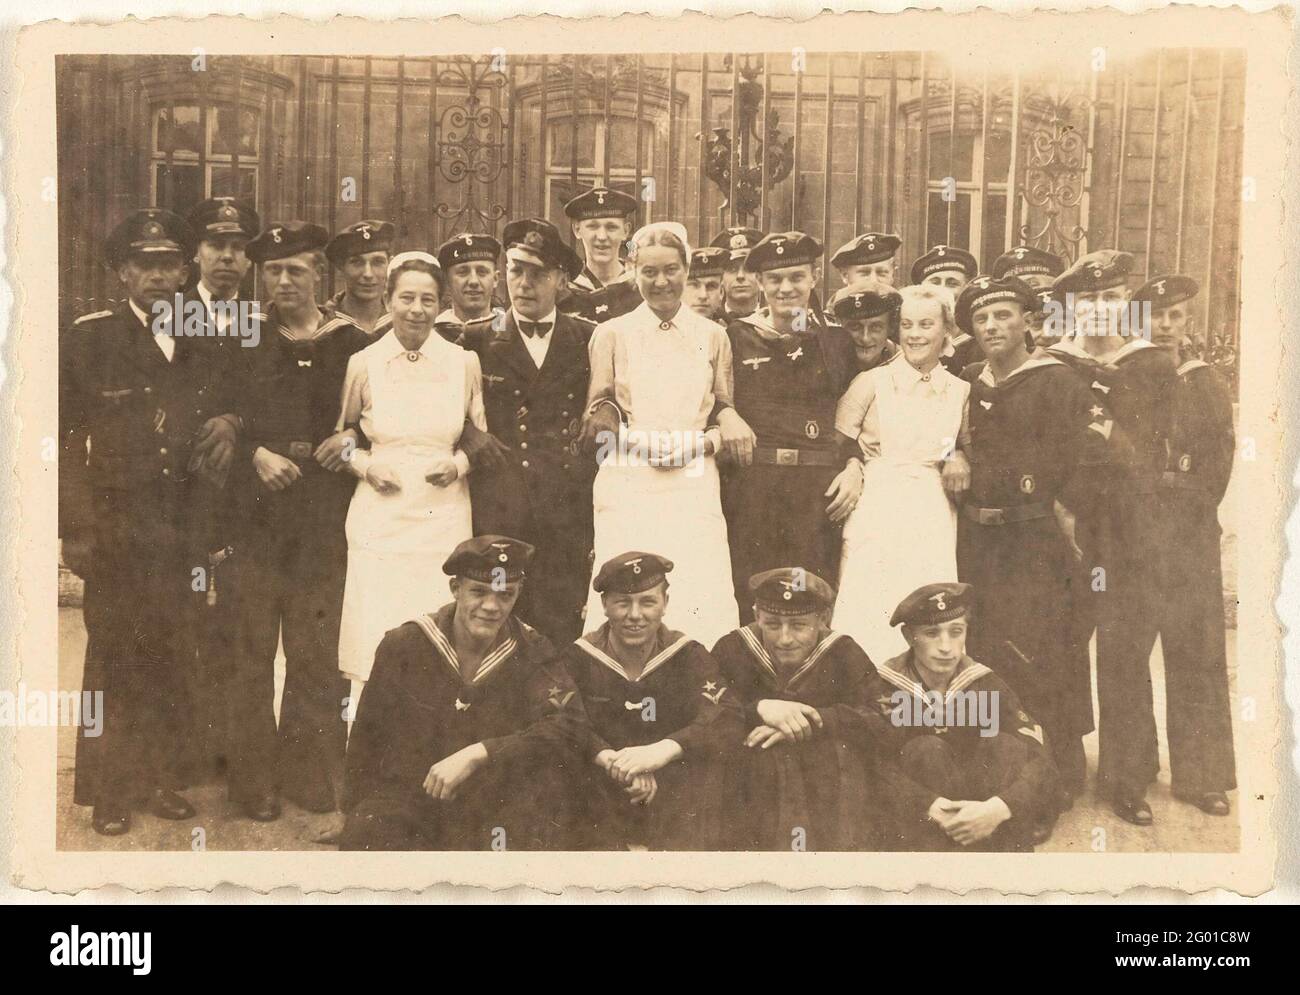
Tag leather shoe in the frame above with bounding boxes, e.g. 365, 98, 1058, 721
149, 788, 196, 821
92, 804, 131, 836
1180, 791, 1231, 816
243, 793, 282, 822
1112, 792, 1153, 826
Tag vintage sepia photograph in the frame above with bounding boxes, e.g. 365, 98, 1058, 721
6, 7, 1291, 896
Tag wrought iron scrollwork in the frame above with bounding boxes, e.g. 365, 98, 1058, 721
1017, 88, 1090, 261
433, 56, 509, 233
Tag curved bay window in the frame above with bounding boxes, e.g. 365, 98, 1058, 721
545, 115, 657, 222
151, 102, 260, 216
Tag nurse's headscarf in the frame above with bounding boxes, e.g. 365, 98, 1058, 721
629, 221, 691, 269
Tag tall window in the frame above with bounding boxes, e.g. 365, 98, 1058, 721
545, 115, 656, 223
925, 123, 1011, 268
151, 103, 259, 216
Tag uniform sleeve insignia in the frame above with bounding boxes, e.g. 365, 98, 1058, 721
1019, 474, 1035, 494
1018, 723, 1044, 745
1090, 380, 1111, 394
73, 309, 114, 325
1178, 454, 1192, 472
979, 399, 992, 410
701, 681, 728, 704
547, 686, 576, 709
1088, 418, 1114, 441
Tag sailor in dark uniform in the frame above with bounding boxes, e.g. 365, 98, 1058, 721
61, 208, 241, 835
218, 221, 370, 821
458, 219, 598, 646
831, 231, 901, 289
1134, 274, 1236, 817
710, 226, 765, 321
434, 232, 504, 341
183, 197, 259, 347
911, 244, 980, 374
876, 583, 1059, 852
721, 231, 863, 623
684, 245, 728, 322
711, 569, 892, 851
340, 536, 589, 850
828, 278, 901, 373
324, 219, 394, 338
1047, 249, 1178, 825
562, 552, 744, 849
952, 275, 1112, 833
991, 245, 1065, 350
566, 185, 638, 292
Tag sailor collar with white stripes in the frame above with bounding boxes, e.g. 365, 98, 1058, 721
875, 652, 991, 703
413, 607, 520, 711
976, 351, 1064, 388
575, 623, 692, 684
737, 624, 842, 690
1176, 358, 1210, 377
943, 331, 972, 356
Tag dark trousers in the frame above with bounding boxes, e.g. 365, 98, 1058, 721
957, 516, 1089, 793
723, 463, 842, 625
1079, 500, 1162, 799
225, 469, 349, 810
339, 759, 577, 851
1154, 502, 1236, 796
572, 757, 725, 850
892, 735, 1035, 852
73, 533, 196, 810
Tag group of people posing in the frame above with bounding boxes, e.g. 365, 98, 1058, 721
59, 184, 1236, 850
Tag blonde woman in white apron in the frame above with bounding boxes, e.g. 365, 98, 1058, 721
583, 222, 750, 649
336, 252, 485, 709
833, 284, 970, 662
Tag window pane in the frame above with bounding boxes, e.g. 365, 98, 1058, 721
984, 129, 1012, 185
154, 162, 204, 215
211, 105, 260, 157
926, 190, 972, 251
927, 131, 975, 183
550, 118, 597, 170
608, 118, 654, 171
210, 166, 257, 202
982, 193, 1008, 269
155, 105, 201, 155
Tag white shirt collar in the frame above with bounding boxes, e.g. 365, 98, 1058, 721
128, 298, 152, 328
511, 307, 558, 334
890, 356, 946, 391
379, 327, 446, 362
196, 281, 236, 310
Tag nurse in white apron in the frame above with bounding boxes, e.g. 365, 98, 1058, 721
336, 251, 485, 706
583, 222, 747, 648
832, 284, 970, 662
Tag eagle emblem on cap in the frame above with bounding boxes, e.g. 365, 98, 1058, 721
937, 246, 947, 256
865, 236, 875, 250
524, 230, 544, 249
596, 190, 607, 204
462, 234, 474, 246
627, 557, 643, 574
490, 541, 511, 563
730, 234, 747, 250
144, 221, 164, 238
777, 579, 798, 600
853, 294, 864, 308
1153, 279, 1167, 295
1014, 248, 1026, 259
774, 243, 785, 255
218, 204, 238, 221
929, 592, 948, 610
271, 227, 283, 243
973, 277, 991, 289
1092, 267, 1103, 279
358, 224, 372, 239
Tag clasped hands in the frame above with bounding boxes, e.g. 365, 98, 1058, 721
595, 741, 683, 806
926, 795, 1012, 846
744, 698, 824, 750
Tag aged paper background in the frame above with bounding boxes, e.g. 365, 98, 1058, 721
5, 6, 1294, 897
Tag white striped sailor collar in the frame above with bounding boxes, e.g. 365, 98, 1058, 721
737, 305, 824, 343
737, 624, 843, 690
413, 603, 520, 687
875, 651, 992, 702
575, 623, 692, 683
1106, 336, 1157, 364
1176, 358, 1210, 376
434, 308, 464, 326
976, 351, 1064, 388
272, 306, 351, 344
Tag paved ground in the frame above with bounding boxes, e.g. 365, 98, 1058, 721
54, 605, 1240, 854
